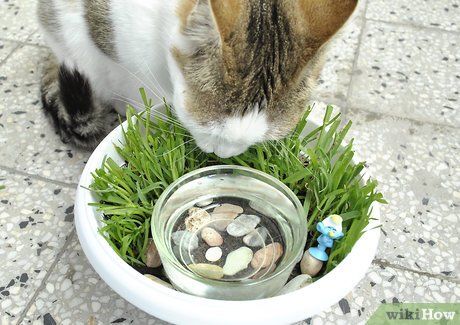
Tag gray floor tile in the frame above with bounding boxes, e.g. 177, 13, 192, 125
0, 170, 75, 322
0, 40, 20, 64
366, 0, 460, 32
310, 264, 460, 324
312, 1, 366, 108
25, 30, 45, 47
346, 109, 459, 277
349, 21, 460, 127
21, 237, 165, 325
0, 45, 91, 184
0, 0, 39, 42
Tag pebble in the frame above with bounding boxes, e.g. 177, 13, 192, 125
205, 247, 223, 262
223, 247, 254, 276
243, 227, 269, 247
173, 245, 192, 264
300, 250, 323, 276
211, 204, 242, 231
196, 198, 213, 207
145, 239, 162, 268
185, 207, 212, 232
226, 214, 261, 237
251, 242, 283, 269
201, 227, 223, 246
171, 230, 198, 250
189, 263, 224, 280
277, 275, 312, 295
144, 274, 173, 289
214, 203, 244, 214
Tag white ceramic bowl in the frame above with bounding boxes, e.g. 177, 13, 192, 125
75, 119, 380, 325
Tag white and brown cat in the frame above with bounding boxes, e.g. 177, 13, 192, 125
38, 0, 357, 158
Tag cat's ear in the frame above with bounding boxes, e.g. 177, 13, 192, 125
209, 0, 245, 43
297, 0, 358, 42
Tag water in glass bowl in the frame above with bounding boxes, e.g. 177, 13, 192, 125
168, 196, 287, 282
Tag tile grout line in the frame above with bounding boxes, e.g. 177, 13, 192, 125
0, 38, 48, 50
0, 42, 23, 68
0, 30, 39, 67
0, 164, 79, 189
365, 17, 460, 36
348, 105, 460, 129
372, 258, 460, 284
15, 228, 77, 325
343, 0, 370, 118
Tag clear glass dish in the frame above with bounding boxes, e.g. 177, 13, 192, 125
151, 165, 307, 300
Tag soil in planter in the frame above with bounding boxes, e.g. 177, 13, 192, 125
170, 196, 285, 281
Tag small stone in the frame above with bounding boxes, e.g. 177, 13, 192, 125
201, 227, 223, 246
144, 274, 173, 289
196, 198, 213, 207
214, 203, 244, 214
211, 204, 242, 231
243, 227, 269, 247
277, 275, 312, 295
189, 263, 224, 280
226, 214, 261, 237
145, 239, 162, 268
223, 247, 254, 276
171, 231, 198, 250
205, 247, 223, 262
300, 250, 323, 276
251, 242, 283, 269
185, 207, 211, 232
173, 245, 192, 264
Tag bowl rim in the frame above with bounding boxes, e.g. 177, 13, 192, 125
151, 164, 308, 290
75, 119, 381, 325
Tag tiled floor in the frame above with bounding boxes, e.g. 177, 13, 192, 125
1, 0, 459, 324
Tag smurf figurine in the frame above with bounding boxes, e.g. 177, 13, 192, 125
300, 214, 344, 276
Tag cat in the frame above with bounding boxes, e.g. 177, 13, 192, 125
38, 0, 357, 158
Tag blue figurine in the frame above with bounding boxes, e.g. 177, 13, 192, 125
301, 215, 344, 276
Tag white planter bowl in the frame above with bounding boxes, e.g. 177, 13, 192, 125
75, 119, 380, 325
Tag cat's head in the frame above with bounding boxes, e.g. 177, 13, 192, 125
169, 0, 357, 158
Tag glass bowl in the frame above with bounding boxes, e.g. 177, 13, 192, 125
151, 165, 307, 300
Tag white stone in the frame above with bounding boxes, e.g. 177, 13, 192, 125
196, 198, 213, 207
223, 247, 254, 276
61, 278, 72, 291
1, 299, 12, 310
277, 275, 313, 295
189, 264, 224, 280
91, 301, 101, 313
144, 274, 174, 289
243, 227, 269, 247
46, 283, 55, 293
211, 204, 242, 231
205, 247, 223, 262
171, 230, 198, 250
226, 214, 260, 237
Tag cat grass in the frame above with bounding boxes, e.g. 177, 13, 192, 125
89, 89, 386, 274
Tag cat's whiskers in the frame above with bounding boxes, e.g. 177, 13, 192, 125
132, 59, 167, 101
112, 92, 187, 131
111, 60, 164, 102
173, 144, 202, 165
140, 58, 169, 100
150, 138, 196, 158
